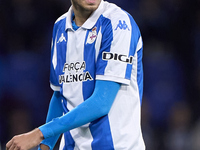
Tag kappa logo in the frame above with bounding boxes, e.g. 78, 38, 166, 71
86, 27, 97, 44
115, 20, 130, 31
57, 33, 66, 43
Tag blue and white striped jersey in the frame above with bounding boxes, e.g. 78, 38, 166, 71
50, 0, 145, 149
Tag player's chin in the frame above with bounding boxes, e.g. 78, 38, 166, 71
84, 5, 98, 11
83, 1, 99, 11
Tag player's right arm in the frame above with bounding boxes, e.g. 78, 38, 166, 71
39, 17, 66, 150
39, 91, 64, 150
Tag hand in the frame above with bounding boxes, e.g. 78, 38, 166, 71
6, 128, 44, 150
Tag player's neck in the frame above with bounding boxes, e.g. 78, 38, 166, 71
72, 8, 93, 26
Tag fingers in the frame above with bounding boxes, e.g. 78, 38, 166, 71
9, 142, 16, 150
14, 145, 20, 150
6, 139, 13, 150
6, 137, 21, 150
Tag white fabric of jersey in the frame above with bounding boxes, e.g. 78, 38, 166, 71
50, 0, 145, 149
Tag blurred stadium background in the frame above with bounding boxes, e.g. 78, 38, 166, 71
0, 0, 200, 149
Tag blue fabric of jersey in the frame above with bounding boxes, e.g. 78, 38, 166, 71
82, 22, 101, 101
95, 16, 113, 75
39, 80, 120, 139
39, 92, 63, 150
89, 115, 114, 149
50, 18, 68, 87
125, 12, 139, 80
63, 131, 75, 150
137, 48, 143, 104
126, 12, 144, 104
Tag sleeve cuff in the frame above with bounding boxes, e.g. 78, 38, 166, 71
39, 125, 55, 139
50, 83, 60, 91
96, 75, 130, 85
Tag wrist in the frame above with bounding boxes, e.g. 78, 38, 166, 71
29, 128, 44, 141
39, 144, 50, 150
36, 128, 44, 140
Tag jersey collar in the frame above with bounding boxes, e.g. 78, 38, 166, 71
65, 0, 104, 31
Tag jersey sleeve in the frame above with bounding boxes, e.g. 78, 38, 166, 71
50, 22, 61, 91
96, 11, 142, 85
39, 80, 120, 139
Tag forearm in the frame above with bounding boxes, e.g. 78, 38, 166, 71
46, 91, 64, 122
39, 80, 120, 139
39, 91, 64, 149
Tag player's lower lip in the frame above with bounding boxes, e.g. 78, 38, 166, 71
85, 0, 96, 4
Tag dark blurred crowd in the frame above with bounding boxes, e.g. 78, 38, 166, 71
0, 0, 200, 150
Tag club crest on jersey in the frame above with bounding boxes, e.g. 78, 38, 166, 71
57, 33, 66, 43
86, 27, 97, 44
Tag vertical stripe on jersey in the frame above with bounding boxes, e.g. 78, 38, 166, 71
63, 132, 75, 150
50, 31, 59, 86
82, 26, 99, 100
126, 13, 143, 104
95, 27, 102, 62
57, 31, 68, 82
52, 32, 58, 70
89, 115, 114, 150
96, 17, 113, 75
50, 18, 68, 87
125, 13, 140, 80
137, 47, 143, 104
